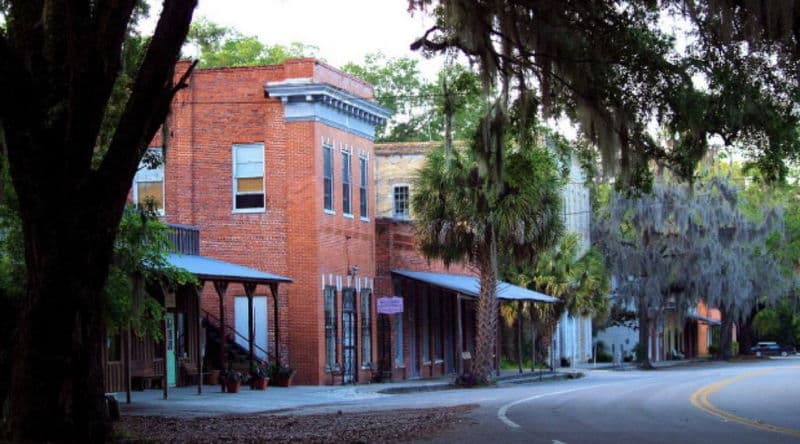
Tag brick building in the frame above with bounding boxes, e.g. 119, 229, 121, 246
372, 142, 558, 379
136, 59, 390, 385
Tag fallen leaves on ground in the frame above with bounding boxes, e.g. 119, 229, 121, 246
115, 404, 477, 443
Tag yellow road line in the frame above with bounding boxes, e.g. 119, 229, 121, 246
690, 367, 800, 439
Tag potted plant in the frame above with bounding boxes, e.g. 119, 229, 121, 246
203, 355, 220, 385
220, 368, 244, 393
250, 361, 269, 390
269, 361, 296, 387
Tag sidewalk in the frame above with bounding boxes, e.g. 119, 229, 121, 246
117, 368, 572, 418
117, 360, 712, 418
571, 357, 710, 371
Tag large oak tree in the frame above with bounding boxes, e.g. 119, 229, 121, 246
0, 1, 196, 441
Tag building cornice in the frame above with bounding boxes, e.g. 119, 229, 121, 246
265, 79, 391, 141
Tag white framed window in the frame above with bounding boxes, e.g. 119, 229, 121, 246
393, 184, 410, 220
342, 150, 352, 216
359, 155, 368, 220
232, 143, 265, 212
323, 143, 334, 213
133, 147, 164, 214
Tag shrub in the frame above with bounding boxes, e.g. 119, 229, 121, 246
594, 351, 613, 363
454, 372, 478, 387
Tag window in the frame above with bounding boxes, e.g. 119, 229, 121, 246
361, 289, 372, 367
133, 147, 164, 213
393, 185, 409, 220
324, 286, 338, 370
233, 143, 265, 211
359, 156, 368, 219
342, 150, 352, 215
323, 144, 334, 212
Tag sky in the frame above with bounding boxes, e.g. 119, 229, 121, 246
146, 0, 441, 77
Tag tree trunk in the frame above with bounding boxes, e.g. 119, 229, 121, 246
1, 2, 197, 440
473, 237, 499, 384
637, 295, 653, 369
719, 304, 734, 360
10, 209, 120, 442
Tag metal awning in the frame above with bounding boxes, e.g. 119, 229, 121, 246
392, 269, 558, 303
687, 313, 721, 326
166, 253, 293, 284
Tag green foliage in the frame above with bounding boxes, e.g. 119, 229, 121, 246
343, 53, 433, 142
94, 2, 152, 167
408, 0, 800, 190
499, 358, 547, 370
187, 18, 318, 68
511, 233, 610, 321
105, 205, 196, 338
752, 298, 800, 346
412, 136, 564, 267
342, 54, 483, 143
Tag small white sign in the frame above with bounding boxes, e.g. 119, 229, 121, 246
377, 296, 404, 314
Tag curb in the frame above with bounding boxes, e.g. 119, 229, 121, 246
376, 371, 585, 394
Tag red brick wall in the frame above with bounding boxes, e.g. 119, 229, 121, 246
160, 59, 378, 385
295, 124, 376, 384
374, 218, 472, 299
374, 218, 474, 380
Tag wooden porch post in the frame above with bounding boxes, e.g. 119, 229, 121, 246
269, 283, 280, 364
428, 285, 435, 376
496, 304, 501, 377
195, 283, 204, 395
244, 282, 258, 373
456, 294, 463, 375
213, 281, 229, 370
517, 301, 523, 374
530, 303, 537, 372
124, 325, 131, 404
163, 315, 169, 400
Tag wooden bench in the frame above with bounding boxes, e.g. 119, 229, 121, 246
181, 361, 201, 385
131, 361, 164, 391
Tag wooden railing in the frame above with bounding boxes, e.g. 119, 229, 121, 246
202, 309, 277, 364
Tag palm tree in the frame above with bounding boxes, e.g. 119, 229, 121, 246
412, 113, 564, 383
507, 233, 610, 367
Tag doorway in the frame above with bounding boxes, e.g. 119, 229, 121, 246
342, 288, 357, 383
165, 313, 177, 387
234, 296, 268, 359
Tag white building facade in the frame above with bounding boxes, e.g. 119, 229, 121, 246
552, 156, 594, 366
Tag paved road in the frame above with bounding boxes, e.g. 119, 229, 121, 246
412, 358, 800, 444
283, 358, 800, 443
122, 358, 799, 443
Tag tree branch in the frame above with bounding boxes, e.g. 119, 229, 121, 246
94, 0, 197, 213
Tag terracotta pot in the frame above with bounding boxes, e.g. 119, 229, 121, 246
225, 380, 241, 393
204, 370, 220, 385
251, 377, 269, 390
